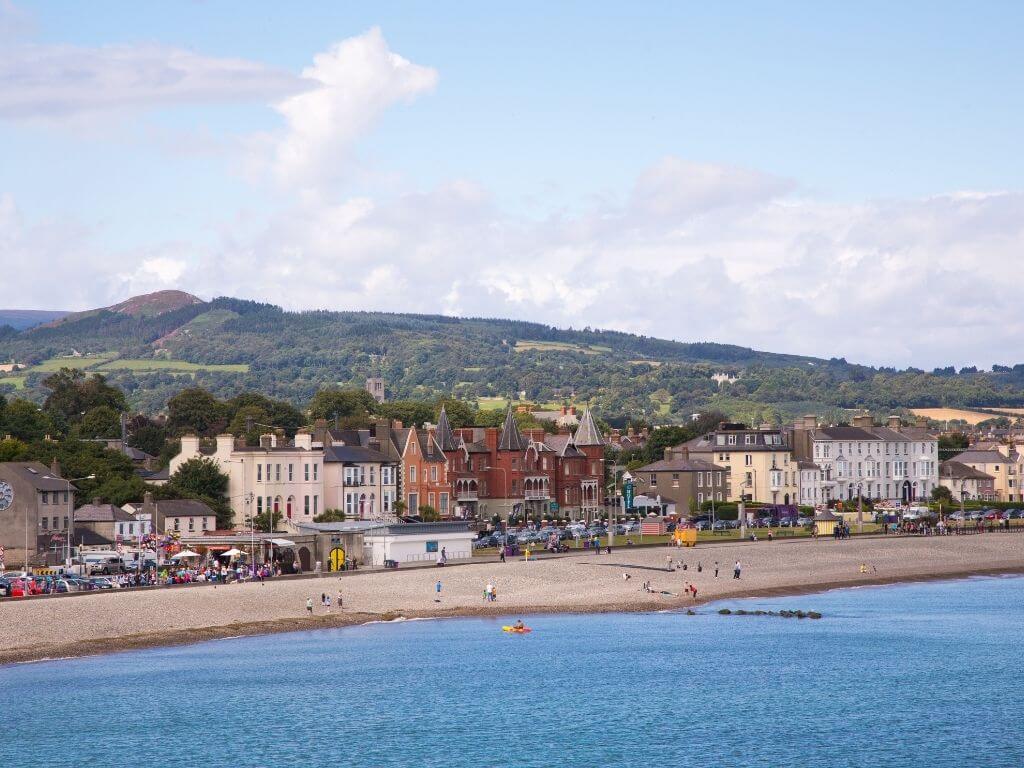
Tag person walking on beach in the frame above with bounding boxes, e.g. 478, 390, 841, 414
337, 592, 343, 610
320, 592, 327, 607
325, 594, 331, 610
714, 561, 719, 578
306, 597, 313, 615
733, 560, 741, 579
435, 580, 442, 602
499, 546, 506, 563
666, 555, 673, 572
486, 581, 494, 602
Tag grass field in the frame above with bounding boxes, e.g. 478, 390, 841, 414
514, 340, 611, 355
911, 407, 1006, 425
30, 355, 114, 372
96, 359, 249, 373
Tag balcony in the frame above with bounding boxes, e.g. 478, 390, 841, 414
456, 490, 479, 501
524, 489, 550, 500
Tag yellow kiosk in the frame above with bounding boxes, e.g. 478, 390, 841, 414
813, 510, 840, 537
673, 526, 697, 547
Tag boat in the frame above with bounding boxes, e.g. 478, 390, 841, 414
501, 625, 532, 633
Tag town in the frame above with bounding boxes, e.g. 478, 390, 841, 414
0, 370, 1019, 589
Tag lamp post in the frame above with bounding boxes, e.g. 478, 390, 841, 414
65, 474, 95, 568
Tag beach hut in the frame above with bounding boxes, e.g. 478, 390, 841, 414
813, 510, 840, 537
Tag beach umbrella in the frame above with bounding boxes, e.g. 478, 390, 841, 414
171, 550, 201, 560
220, 548, 243, 558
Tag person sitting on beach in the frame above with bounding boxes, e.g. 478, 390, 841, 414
623, 572, 631, 581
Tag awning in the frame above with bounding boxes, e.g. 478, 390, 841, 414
220, 548, 244, 557
171, 549, 201, 559
268, 538, 296, 546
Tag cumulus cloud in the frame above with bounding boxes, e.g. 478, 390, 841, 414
0, 42, 304, 118
270, 27, 438, 190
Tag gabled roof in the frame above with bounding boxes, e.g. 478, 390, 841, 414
435, 406, 459, 452
498, 407, 528, 452
543, 434, 584, 458
572, 408, 604, 447
323, 445, 394, 464
156, 499, 215, 517
417, 431, 446, 463
637, 457, 723, 472
75, 503, 136, 522
939, 460, 994, 481
950, 449, 1012, 465
0, 462, 77, 491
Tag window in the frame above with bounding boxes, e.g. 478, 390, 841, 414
257, 464, 262, 482
370, 466, 376, 485
716, 435, 726, 446
288, 464, 293, 481
564, 464, 569, 476
63, 516, 68, 528
304, 463, 309, 481
698, 493, 704, 504
727, 435, 737, 445
201, 517, 209, 531
174, 518, 180, 531
650, 474, 658, 488
697, 473, 703, 488
672, 473, 679, 488
744, 435, 754, 445
430, 465, 437, 482
428, 492, 435, 507
257, 497, 263, 514
275, 464, 281, 482
313, 463, 318, 481
410, 465, 417, 483
188, 518, 195, 532
408, 493, 418, 513
313, 496, 319, 515
745, 455, 752, 466
266, 463, 271, 481
440, 493, 449, 515
304, 496, 310, 515
41, 491, 48, 504
706, 472, 713, 485
345, 493, 355, 515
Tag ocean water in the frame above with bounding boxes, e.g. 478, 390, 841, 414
2, 576, 1023, 767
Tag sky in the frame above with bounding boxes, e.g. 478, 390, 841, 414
1, 1, 1023, 369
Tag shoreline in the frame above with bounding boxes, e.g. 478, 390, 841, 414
5, 563, 1023, 667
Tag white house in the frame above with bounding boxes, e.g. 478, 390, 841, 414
362, 522, 474, 566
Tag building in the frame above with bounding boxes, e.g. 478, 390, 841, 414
73, 498, 144, 545
322, 444, 399, 520
683, 423, 798, 504
365, 377, 385, 403
395, 423, 451, 517
939, 461, 996, 502
362, 521, 474, 566
441, 407, 605, 521
0, 461, 78, 567
171, 431, 322, 530
946, 449, 1016, 501
633, 447, 727, 515
156, 499, 217, 535
797, 460, 823, 506
791, 415, 939, 504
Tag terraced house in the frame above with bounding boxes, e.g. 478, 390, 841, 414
791, 415, 939, 504
682, 422, 798, 505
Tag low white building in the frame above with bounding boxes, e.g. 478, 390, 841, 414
362, 522, 474, 566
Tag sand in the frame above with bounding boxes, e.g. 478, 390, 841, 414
2, 534, 1022, 664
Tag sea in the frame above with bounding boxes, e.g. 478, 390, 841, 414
2, 575, 1022, 767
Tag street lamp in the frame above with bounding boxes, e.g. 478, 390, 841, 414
64, 474, 94, 568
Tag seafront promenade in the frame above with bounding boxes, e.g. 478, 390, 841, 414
1, 532, 1022, 664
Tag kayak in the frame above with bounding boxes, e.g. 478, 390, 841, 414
502, 625, 532, 633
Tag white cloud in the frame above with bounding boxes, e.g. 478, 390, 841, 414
270, 27, 438, 190
0, 42, 304, 118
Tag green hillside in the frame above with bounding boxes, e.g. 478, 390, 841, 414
2, 293, 1024, 424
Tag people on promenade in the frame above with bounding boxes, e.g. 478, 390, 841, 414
435, 580, 442, 602
306, 597, 313, 614
733, 560, 742, 579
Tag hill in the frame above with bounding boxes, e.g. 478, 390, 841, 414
2, 292, 1024, 425
0, 309, 70, 330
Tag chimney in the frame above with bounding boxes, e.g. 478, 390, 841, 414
803, 415, 817, 429
394, 420, 403, 429
259, 433, 274, 449
664, 447, 673, 461
680, 445, 689, 460
888, 415, 901, 429
853, 415, 873, 428
294, 431, 312, 450
50, 458, 60, 477
216, 433, 235, 455
180, 434, 201, 457
915, 417, 927, 428
92, 496, 101, 506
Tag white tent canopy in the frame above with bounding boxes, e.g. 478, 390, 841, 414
268, 538, 296, 547
171, 550, 201, 559
219, 548, 243, 558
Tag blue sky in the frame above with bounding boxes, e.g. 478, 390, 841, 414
2, 1, 1023, 367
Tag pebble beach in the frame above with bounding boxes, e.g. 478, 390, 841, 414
2, 534, 1022, 664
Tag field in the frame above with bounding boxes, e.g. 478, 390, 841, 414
95, 359, 249, 373
514, 340, 611, 355
911, 407, 1011, 425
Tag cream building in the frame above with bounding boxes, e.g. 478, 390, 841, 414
171, 432, 322, 530
948, 449, 1017, 501
683, 423, 798, 505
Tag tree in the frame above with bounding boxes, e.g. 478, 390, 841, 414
308, 388, 378, 422
78, 405, 121, 439
378, 400, 435, 428
42, 368, 126, 432
0, 437, 28, 462
394, 499, 408, 516
128, 419, 168, 457
1, 398, 53, 441
419, 504, 440, 522
168, 457, 229, 500
167, 388, 228, 436
227, 405, 272, 445
313, 509, 347, 523
226, 393, 303, 437
250, 510, 283, 532
931, 485, 953, 504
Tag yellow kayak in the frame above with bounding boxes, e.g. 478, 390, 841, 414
502, 625, 532, 633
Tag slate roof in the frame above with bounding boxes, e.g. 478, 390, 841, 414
434, 406, 459, 452
498, 408, 528, 452
323, 445, 394, 464
2, 462, 77, 491
950, 450, 1012, 465
636, 457, 724, 472
572, 408, 604, 447
74, 503, 136, 522
542, 434, 584, 458
156, 499, 215, 518
939, 461, 994, 481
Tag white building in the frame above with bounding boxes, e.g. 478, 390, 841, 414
322, 444, 399, 520
362, 522, 474, 566
171, 432, 322, 530
792, 415, 939, 505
